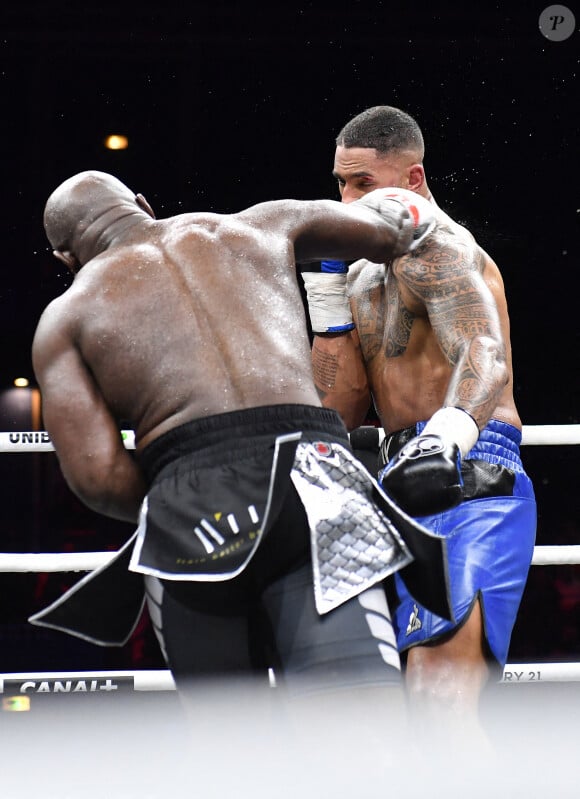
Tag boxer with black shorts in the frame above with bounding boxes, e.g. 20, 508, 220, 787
307, 106, 537, 748
30, 170, 443, 707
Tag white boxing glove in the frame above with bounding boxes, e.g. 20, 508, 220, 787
355, 187, 436, 254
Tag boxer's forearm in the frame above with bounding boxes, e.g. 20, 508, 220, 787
312, 331, 371, 430
60, 451, 146, 524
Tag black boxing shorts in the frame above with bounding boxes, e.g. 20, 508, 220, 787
131, 404, 413, 615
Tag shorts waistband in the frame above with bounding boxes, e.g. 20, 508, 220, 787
380, 419, 524, 472
138, 404, 348, 483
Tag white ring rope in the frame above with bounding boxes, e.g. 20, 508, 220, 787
0, 551, 116, 573
0, 669, 176, 693
519, 424, 580, 446
0, 430, 136, 452
0, 661, 579, 692
530, 545, 580, 566
0, 424, 577, 690
2, 423, 580, 453
0, 544, 576, 573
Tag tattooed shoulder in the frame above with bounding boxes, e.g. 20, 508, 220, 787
393, 225, 484, 296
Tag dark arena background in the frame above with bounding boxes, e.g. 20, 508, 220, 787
0, 3, 579, 796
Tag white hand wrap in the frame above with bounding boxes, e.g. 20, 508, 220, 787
422, 406, 480, 458
301, 271, 354, 333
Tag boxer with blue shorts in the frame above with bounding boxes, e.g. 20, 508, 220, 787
380, 419, 536, 671
310, 105, 539, 743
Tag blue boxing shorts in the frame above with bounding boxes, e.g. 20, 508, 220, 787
380, 419, 537, 670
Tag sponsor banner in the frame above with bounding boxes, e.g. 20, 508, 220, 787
0, 431, 135, 452
2, 676, 135, 694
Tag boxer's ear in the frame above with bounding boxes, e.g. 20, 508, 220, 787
53, 250, 80, 275
136, 193, 156, 219
407, 164, 425, 192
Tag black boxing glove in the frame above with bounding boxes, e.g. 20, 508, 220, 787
379, 407, 480, 516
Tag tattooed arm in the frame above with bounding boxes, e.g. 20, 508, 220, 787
393, 230, 509, 430
311, 330, 371, 430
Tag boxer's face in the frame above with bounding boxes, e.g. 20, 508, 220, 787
333, 146, 418, 204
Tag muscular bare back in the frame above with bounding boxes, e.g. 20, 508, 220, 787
40, 210, 321, 450
347, 203, 521, 433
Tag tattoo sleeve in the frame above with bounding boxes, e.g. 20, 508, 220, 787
395, 238, 508, 426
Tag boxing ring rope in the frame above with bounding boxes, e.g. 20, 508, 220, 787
0, 424, 579, 690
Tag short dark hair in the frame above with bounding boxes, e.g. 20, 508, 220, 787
336, 105, 424, 157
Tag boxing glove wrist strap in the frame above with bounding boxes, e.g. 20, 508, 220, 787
301, 272, 355, 333
422, 407, 479, 458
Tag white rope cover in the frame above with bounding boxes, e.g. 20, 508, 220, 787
0, 430, 136, 452
520, 424, 580, 446
1, 661, 579, 692
1, 423, 579, 453
531, 545, 580, 566
0, 551, 116, 573
1, 544, 578, 573
0, 669, 176, 693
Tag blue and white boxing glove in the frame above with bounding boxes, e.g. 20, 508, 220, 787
355, 187, 436, 254
379, 407, 480, 516
301, 259, 355, 334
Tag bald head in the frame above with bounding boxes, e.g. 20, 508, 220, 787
43, 170, 142, 253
